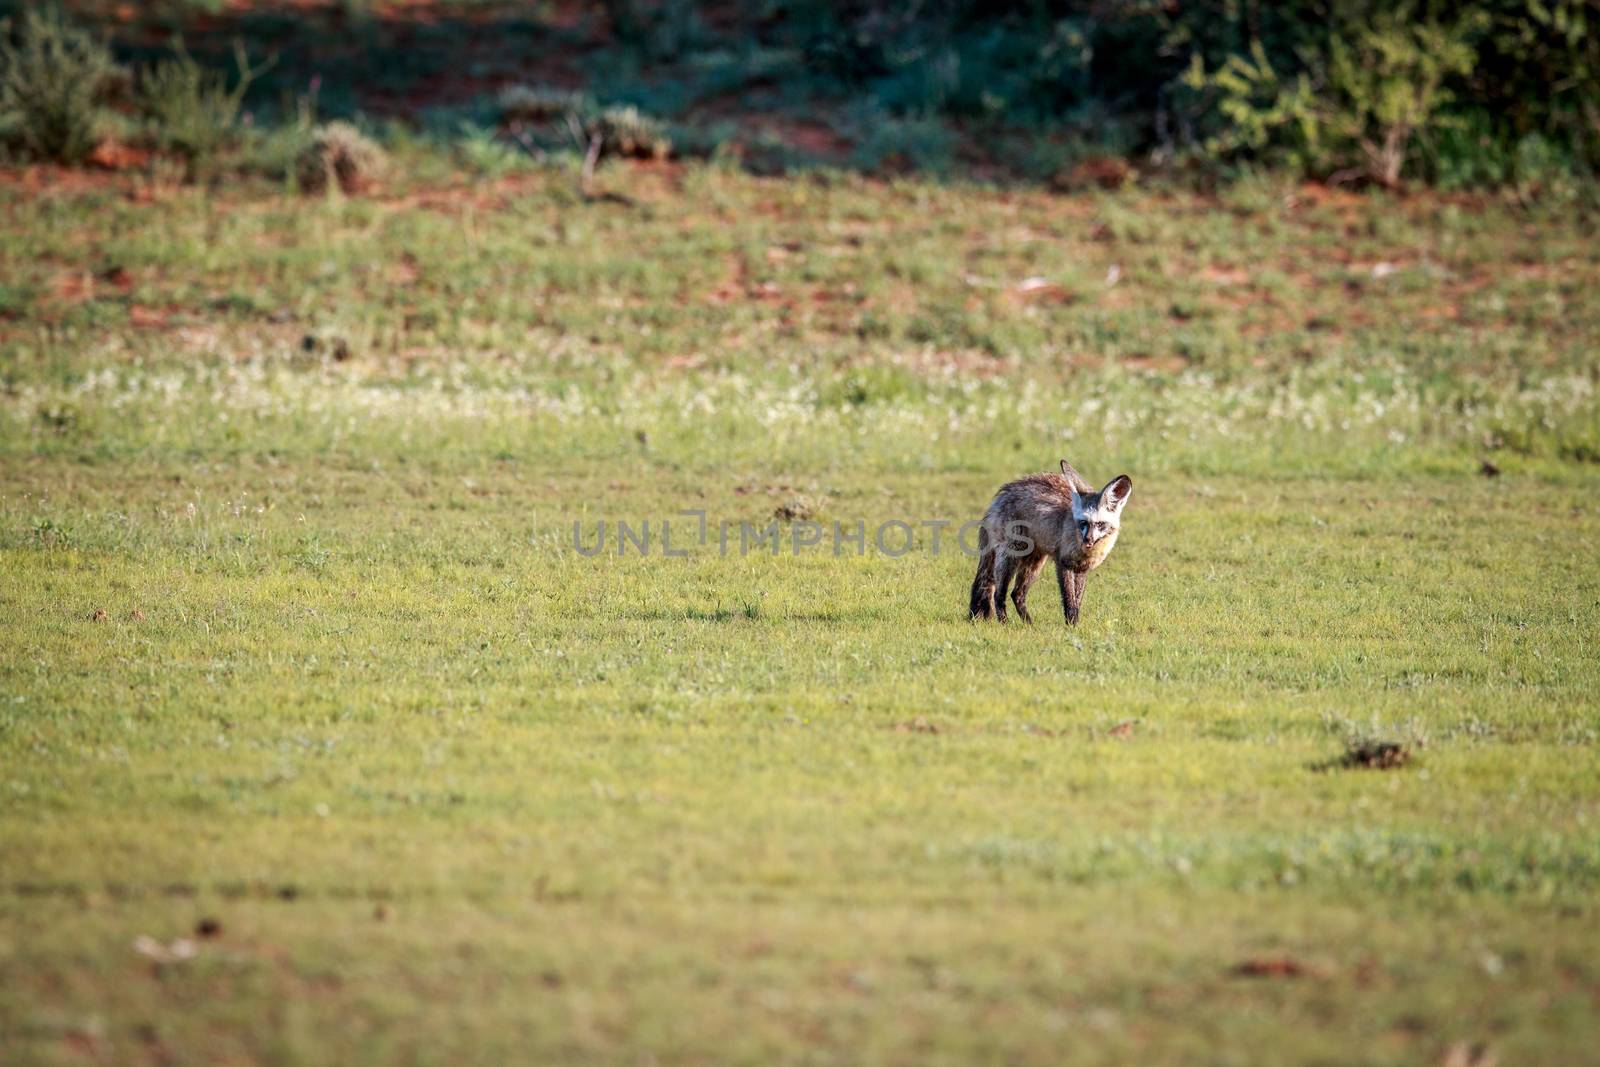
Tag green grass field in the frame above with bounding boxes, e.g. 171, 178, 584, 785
3, 159, 1599, 1064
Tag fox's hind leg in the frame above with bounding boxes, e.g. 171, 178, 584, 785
992, 553, 1017, 623
968, 554, 996, 619
968, 530, 997, 620
1011, 556, 1046, 624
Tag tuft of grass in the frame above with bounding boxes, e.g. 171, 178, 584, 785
1319, 714, 1428, 771
773, 494, 827, 522
586, 104, 671, 161
1337, 737, 1416, 770
294, 119, 386, 194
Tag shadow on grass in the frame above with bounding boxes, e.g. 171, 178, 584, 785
616, 608, 856, 624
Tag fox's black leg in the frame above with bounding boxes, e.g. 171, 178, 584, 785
1072, 571, 1087, 625
1011, 557, 1045, 624
1057, 562, 1083, 626
992, 554, 1015, 622
969, 549, 996, 619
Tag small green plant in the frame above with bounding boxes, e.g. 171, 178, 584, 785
455, 122, 535, 178
238, 89, 315, 183
294, 120, 386, 194
0, 6, 122, 163
137, 39, 272, 179
0, 282, 33, 319
849, 112, 957, 176
28, 515, 73, 548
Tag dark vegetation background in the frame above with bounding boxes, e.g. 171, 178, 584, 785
2, 0, 1596, 194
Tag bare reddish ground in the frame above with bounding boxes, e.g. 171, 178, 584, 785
86, 140, 153, 170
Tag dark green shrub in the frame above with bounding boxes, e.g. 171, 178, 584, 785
782, 0, 1596, 188
603, 0, 703, 61
1181, 11, 1481, 186
0, 6, 121, 163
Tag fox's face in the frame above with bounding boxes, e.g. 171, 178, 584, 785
1069, 475, 1132, 561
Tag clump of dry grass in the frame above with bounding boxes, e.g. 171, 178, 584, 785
295, 121, 386, 194
773, 494, 827, 522
587, 105, 671, 161
1338, 738, 1414, 769
1318, 713, 1426, 771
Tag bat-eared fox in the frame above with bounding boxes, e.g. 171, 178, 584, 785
968, 461, 1133, 626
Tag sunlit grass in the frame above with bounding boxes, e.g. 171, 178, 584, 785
1, 163, 1598, 1064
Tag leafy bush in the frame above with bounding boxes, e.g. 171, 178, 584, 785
1178, 43, 1322, 171
1322, 12, 1482, 186
783, 0, 1597, 188
1182, 12, 1480, 186
137, 40, 271, 178
294, 120, 386, 194
0, 6, 122, 163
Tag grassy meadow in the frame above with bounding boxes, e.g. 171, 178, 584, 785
2, 155, 1600, 1065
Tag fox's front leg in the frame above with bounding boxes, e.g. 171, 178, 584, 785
1011, 556, 1046, 624
1056, 563, 1085, 626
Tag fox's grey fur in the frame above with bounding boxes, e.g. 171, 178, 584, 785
968, 460, 1133, 626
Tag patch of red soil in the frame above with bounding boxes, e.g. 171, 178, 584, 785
128, 305, 172, 328
53, 271, 95, 302
1051, 156, 1135, 192
86, 140, 153, 171
778, 119, 851, 158
0, 165, 129, 195
1232, 957, 1326, 979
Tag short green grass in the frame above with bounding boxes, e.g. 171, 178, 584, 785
2, 162, 1599, 1065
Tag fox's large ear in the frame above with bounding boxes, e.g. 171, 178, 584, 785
1059, 460, 1088, 489
1101, 474, 1133, 512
